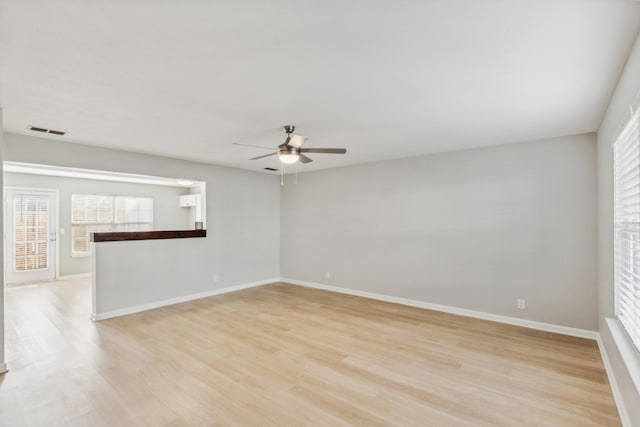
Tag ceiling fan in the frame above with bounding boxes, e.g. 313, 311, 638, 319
234, 125, 347, 165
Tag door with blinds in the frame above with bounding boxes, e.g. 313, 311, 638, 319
5, 189, 57, 284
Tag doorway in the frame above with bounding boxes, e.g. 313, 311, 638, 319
5, 188, 58, 284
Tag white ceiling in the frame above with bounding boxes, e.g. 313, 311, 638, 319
1, 1, 639, 174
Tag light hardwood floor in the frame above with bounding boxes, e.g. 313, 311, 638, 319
1, 279, 620, 426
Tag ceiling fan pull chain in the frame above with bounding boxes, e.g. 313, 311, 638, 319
281, 165, 284, 186
295, 162, 298, 184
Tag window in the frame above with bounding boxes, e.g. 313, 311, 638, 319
14, 195, 49, 271
71, 194, 153, 255
614, 106, 640, 353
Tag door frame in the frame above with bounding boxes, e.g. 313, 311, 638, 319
4, 187, 60, 285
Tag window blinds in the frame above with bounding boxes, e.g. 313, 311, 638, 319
71, 195, 113, 223
13, 195, 49, 271
114, 196, 154, 229
614, 107, 640, 353
71, 194, 153, 254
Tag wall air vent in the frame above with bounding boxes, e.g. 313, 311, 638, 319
264, 167, 278, 171
29, 126, 66, 136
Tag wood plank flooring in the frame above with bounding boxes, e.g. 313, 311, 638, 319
0, 279, 620, 426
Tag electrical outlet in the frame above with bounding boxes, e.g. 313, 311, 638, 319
213, 274, 219, 283
517, 298, 526, 310
326, 272, 331, 279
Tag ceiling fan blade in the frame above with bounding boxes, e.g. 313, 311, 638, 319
299, 154, 314, 164
233, 142, 276, 150
300, 148, 346, 154
250, 152, 278, 160
288, 135, 308, 148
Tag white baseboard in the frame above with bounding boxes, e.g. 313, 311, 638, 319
597, 335, 631, 427
91, 277, 279, 321
89, 276, 596, 339
280, 277, 599, 340
57, 273, 91, 281
0, 362, 7, 374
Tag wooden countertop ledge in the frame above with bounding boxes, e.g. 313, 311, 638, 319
92, 230, 206, 242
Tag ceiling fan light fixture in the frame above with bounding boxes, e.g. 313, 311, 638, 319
279, 154, 299, 164
278, 147, 300, 164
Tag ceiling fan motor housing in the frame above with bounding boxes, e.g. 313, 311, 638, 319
279, 146, 299, 156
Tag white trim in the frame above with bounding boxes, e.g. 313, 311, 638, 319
0, 362, 7, 374
53, 189, 60, 280
5, 278, 62, 287
597, 333, 632, 427
607, 317, 640, 394
4, 161, 204, 189
70, 253, 91, 258
57, 273, 91, 280
91, 277, 279, 321
280, 278, 599, 340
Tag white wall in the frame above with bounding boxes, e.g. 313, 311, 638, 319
597, 32, 640, 425
4, 172, 191, 276
92, 236, 275, 317
3, 132, 281, 297
281, 133, 598, 330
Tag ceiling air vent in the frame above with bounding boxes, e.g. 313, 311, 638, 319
29, 126, 66, 136
264, 167, 278, 171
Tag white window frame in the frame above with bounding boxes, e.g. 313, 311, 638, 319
71, 194, 153, 257
613, 107, 640, 352
612, 105, 640, 396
